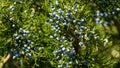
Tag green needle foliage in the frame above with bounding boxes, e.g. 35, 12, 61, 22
0, 0, 120, 68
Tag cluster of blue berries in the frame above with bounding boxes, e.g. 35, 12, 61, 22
47, 1, 109, 67
48, 4, 82, 67
94, 1, 120, 25
53, 43, 79, 68
4, 5, 34, 59
12, 28, 33, 59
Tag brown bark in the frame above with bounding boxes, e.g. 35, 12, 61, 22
0, 53, 12, 68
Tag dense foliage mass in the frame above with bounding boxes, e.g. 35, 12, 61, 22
0, 0, 120, 68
